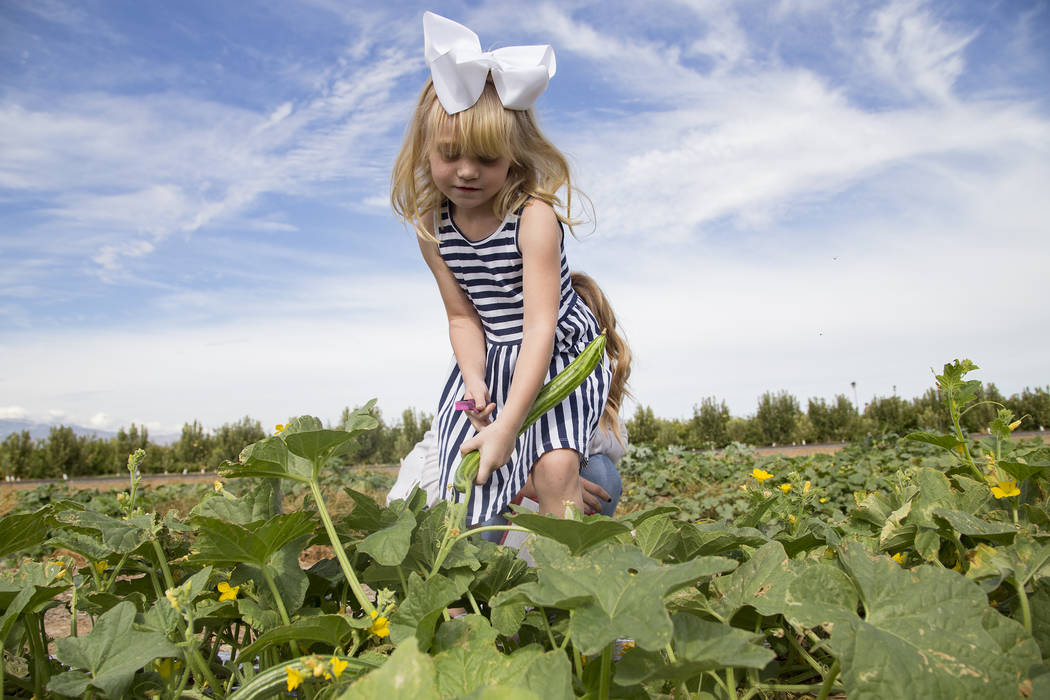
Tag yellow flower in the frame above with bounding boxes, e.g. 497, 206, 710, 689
274, 424, 285, 434
891, 553, 905, 565
369, 609, 390, 638
787, 514, 796, 524
803, 481, 811, 494
751, 468, 773, 483
330, 656, 348, 679
213, 480, 224, 492
819, 497, 827, 503
286, 665, 304, 692
779, 484, 791, 494
153, 658, 178, 680
165, 588, 181, 612
991, 480, 1020, 499
217, 581, 239, 602
94, 560, 109, 575
1009, 419, 1023, 431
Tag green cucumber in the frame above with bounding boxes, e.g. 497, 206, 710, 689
454, 332, 607, 493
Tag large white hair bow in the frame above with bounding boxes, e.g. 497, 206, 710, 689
423, 11, 556, 115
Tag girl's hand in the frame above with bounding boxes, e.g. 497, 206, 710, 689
461, 382, 496, 431
459, 419, 516, 485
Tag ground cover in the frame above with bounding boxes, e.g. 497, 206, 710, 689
2, 361, 1048, 699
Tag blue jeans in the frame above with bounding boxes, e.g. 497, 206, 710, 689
475, 453, 623, 543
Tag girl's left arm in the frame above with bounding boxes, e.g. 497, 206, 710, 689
459, 201, 561, 483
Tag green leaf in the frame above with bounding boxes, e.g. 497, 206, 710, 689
337, 636, 441, 700
191, 481, 281, 523
357, 508, 417, 566
190, 511, 315, 568
389, 572, 467, 651
633, 514, 679, 560
999, 461, 1050, 483
966, 534, 1050, 591
469, 541, 531, 602
905, 431, 965, 451
671, 522, 768, 560
285, 429, 359, 463
507, 510, 632, 555
53, 510, 154, 553
615, 613, 774, 684
234, 614, 353, 661
1028, 581, 1050, 662
0, 510, 50, 558
932, 508, 1017, 543
52, 601, 178, 699
493, 538, 737, 655
830, 540, 1041, 699
224, 435, 313, 482
617, 505, 680, 528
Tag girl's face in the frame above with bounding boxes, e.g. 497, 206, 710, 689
428, 128, 511, 216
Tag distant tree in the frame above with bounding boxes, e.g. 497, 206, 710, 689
755, 391, 800, 445
865, 395, 918, 435
688, 397, 730, 448
1006, 386, 1050, 431
210, 417, 266, 468
42, 425, 81, 479
626, 405, 660, 445
0, 430, 36, 479
174, 420, 209, 469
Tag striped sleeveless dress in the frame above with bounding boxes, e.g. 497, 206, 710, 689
433, 200, 610, 526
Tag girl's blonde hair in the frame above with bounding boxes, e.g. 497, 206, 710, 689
391, 78, 583, 238
570, 271, 632, 443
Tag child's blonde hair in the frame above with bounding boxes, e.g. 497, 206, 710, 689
391, 78, 582, 239
570, 271, 632, 444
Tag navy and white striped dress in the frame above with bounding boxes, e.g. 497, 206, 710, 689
433, 200, 610, 526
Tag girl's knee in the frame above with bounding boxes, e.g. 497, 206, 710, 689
532, 449, 581, 480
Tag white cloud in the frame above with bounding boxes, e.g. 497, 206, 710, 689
0, 406, 27, 420
865, 0, 978, 103
89, 412, 109, 429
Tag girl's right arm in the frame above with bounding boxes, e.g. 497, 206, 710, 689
416, 221, 495, 420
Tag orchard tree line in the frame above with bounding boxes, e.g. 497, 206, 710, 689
0, 407, 432, 481
2, 384, 1047, 480
627, 384, 1050, 449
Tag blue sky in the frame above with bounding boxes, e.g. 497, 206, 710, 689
2, 0, 1048, 437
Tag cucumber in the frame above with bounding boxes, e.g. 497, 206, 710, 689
454, 332, 607, 493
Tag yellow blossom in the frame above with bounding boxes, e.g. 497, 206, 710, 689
819, 497, 827, 503
803, 481, 811, 494
213, 480, 224, 492
153, 658, 180, 680
165, 588, 181, 612
779, 484, 791, 494
286, 666, 304, 692
891, 553, 905, 565
330, 657, 348, 679
369, 609, 390, 638
217, 581, 239, 602
274, 424, 285, 434
1009, 419, 1023, 431
991, 480, 1020, 499
787, 514, 796, 524
751, 468, 773, 483
94, 560, 109, 575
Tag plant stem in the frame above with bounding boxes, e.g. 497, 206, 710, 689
816, 658, 841, 700
151, 538, 176, 590
598, 643, 612, 700
466, 589, 482, 616
26, 612, 48, 699
785, 629, 825, 676
309, 479, 375, 615
1014, 577, 1033, 636
726, 667, 739, 700
259, 566, 292, 627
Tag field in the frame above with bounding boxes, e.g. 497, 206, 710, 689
2, 363, 1049, 699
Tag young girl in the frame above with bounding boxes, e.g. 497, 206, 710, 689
391, 12, 610, 526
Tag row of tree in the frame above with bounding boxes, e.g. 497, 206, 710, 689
0, 408, 433, 481
626, 384, 1050, 449
2, 384, 1047, 480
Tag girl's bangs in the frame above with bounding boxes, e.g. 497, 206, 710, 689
425, 86, 517, 162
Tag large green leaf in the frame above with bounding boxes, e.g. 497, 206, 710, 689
389, 572, 468, 651
337, 637, 442, 700
615, 613, 775, 684
224, 435, 314, 482
966, 534, 1050, 592
430, 616, 572, 700
52, 510, 155, 553
469, 541, 532, 602
671, 522, 768, 560
830, 540, 1041, 699
932, 508, 1017, 543
50, 600, 178, 699
905, 431, 965, 451
191, 481, 281, 523
0, 510, 50, 558
285, 428, 360, 463
357, 508, 417, 566
190, 511, 315, 568
234, 614, 353, 661
493, 538, 737, 655
507, 510, 632, 555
